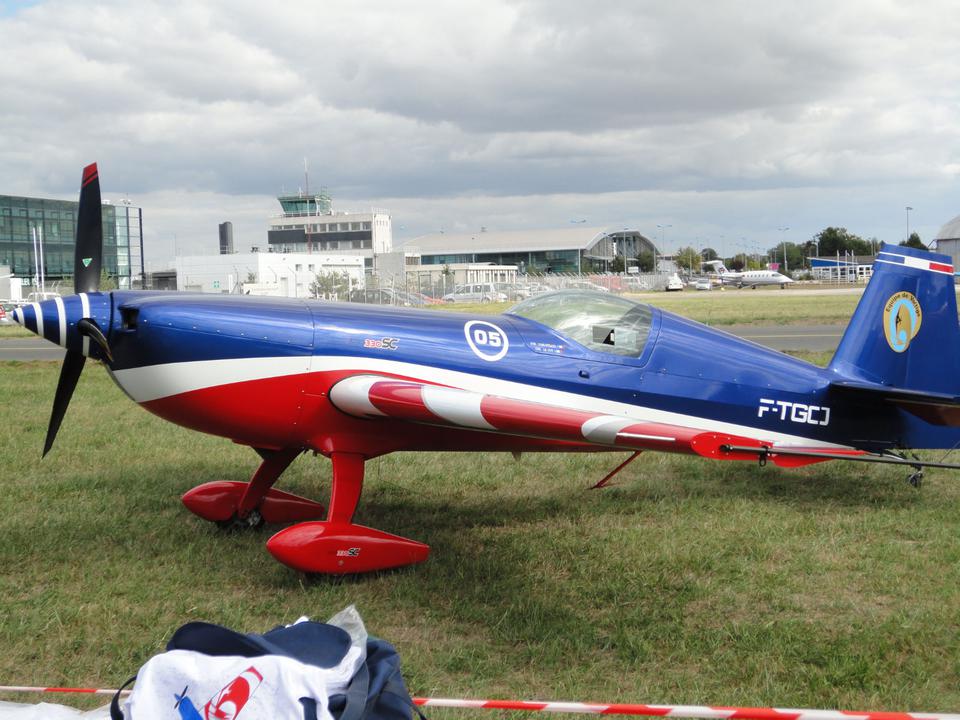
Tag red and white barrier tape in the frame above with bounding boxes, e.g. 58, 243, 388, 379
0, 685, 123, 697
0, 687, 957, 720
413, 699, 960, 720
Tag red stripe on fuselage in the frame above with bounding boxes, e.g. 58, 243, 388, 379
138, 369, 594, 456
367, 382, 440, 423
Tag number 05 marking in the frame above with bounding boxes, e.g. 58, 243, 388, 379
464, 320, 510, 361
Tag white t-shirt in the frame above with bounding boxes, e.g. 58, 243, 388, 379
124, 645, 362, 720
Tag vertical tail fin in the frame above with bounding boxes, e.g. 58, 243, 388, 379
702, 259, 728, 275
828, 243, 959, 394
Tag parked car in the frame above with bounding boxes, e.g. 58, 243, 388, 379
442, 283, 508, 303
665, 274, 684, 292
522, 282, 551, 296
566, 280, 610, 293
347, 288, 427, 306
407, 291, 442, 305
621, 277, 650, 292
495, 283, 530, 301
0, 304, 14, 326
694, 278, 713, 291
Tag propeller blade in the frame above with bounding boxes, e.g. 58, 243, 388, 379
43, 350, 86, 457
74, 163, 102, 294
77, 318, 112, 363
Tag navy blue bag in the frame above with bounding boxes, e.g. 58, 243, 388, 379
111, 619, 421, 720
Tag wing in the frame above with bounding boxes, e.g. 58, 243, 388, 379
328, 374, 828, 464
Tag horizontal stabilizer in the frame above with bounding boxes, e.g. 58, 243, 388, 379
831, 380, 960, 426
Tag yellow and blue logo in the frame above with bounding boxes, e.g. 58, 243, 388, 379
883, 291, 922, 353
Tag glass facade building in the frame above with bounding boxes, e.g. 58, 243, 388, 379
411, 229, 656, 275
0, 195, 142, 289
421, 249, 582, 274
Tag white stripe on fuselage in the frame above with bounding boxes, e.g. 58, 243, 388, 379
30, 302, 43, 338
111, 356, 312, 404
110, 355, 845, 450
54, 297, 66, 348
422, 385, 496, 430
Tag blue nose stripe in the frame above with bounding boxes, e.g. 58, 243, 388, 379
38, 299, 59, 345
11, 307, 22, 325
24, 303, 41, 336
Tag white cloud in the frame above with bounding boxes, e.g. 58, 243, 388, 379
1, 0, 959, 264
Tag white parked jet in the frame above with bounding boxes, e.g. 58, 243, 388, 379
702, 260, 794, 289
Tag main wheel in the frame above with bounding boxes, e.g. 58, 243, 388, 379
217, 509, 265, 531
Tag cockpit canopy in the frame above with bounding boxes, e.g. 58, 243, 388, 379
507, 290, 654, 357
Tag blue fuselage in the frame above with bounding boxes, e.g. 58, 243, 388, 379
89, 290, 944, 453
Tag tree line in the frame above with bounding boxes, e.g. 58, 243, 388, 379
644, 227, 927, 275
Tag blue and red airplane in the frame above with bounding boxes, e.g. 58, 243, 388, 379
13, 164, 960, 574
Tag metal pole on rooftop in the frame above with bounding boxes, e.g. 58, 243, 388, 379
139, 208, 145, 287
905, 206, 913, 242
38, 224, 45, 293
31, 226, 39, 292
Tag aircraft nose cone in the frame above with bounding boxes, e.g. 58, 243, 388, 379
21, 297, 75, 347
12, 307, 23, 326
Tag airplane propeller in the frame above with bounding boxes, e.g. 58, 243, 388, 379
42, 163, 110, 457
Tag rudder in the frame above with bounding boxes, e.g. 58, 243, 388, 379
828, 242, 960, 395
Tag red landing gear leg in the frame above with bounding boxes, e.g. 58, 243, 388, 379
181, 448, 326, 527
265, 452, 430, 575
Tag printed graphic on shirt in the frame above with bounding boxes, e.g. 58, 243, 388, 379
174, 665, 264, 720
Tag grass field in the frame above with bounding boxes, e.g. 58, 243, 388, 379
0, 325, 32, 338
1, 296, 959, 714
432, 290, 862, 326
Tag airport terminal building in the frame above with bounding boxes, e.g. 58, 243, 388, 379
0, 194, 143, 289
403, 227, 656, 274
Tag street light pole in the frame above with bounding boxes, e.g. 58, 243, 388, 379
778, 226, 790, 273
905, 206, 913, 243
656, 224, 672, 279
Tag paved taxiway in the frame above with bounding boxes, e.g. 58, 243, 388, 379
719, 323, 845, 352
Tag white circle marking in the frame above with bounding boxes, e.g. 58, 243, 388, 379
464, 320, 509, 362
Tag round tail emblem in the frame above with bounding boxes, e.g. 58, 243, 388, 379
883, 291, 922, 353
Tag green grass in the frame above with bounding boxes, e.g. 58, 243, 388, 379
0, 294, 957, 713
635, 290, 861, 326
1, 357, 960, 713
426, 292, 862, 326
0, 325, 32, 338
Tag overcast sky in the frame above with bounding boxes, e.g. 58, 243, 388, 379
2, 0, 959, 265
